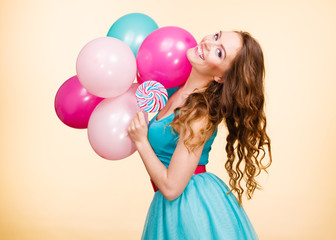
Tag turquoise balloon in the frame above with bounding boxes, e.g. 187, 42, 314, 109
107, 13, 159, 57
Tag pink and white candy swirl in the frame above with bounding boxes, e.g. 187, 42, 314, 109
136, 81, 168, 113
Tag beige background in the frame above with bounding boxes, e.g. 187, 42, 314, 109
1, 0, 335, 239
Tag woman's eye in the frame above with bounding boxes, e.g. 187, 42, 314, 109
216, 48, 222, 58
214, 33, 219, 41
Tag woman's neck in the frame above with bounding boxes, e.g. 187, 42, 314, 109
178, 69, 212, 97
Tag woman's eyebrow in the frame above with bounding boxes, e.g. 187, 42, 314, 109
219, 31, 227, 59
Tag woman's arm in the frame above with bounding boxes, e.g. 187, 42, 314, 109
128, 111, 211, 201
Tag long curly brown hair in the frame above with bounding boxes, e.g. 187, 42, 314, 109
168, 31, 272, 206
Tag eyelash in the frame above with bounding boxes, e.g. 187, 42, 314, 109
213, 33, 222, 58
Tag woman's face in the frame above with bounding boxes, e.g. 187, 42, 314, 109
187, 31, 243, 82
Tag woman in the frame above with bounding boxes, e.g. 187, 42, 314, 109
128, 30, 272, 239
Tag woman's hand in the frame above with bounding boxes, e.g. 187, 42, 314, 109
128, 111, 148, 146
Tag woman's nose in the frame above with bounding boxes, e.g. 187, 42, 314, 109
203, 39, 213, 50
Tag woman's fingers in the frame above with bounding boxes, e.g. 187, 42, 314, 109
134, 112, 141, 128
129, 111, 146, 135
139, 111, 146, 125
136, 111, 146, 127
128, 111, 148, 143
129, 112, 140, 132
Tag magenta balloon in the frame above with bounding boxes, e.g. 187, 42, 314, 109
76, 37, 137, 98
88, 83, 148, 160
136, 26, 197, 89
54, 76, 104, 129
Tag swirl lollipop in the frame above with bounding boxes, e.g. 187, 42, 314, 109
136, 81, 168, 113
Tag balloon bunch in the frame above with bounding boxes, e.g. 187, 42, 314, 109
55, 13, 197, 160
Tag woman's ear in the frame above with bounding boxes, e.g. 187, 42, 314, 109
213, 76, 224, 83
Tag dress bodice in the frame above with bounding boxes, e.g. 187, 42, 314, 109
147, 111, 217, 168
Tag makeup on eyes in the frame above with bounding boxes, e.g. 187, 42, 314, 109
216, 31, 227, 59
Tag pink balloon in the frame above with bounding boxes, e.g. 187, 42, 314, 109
55, 76, 104, 129
136, 26, 197, 89
76, 37, 137, 98
88, 83, 148, 160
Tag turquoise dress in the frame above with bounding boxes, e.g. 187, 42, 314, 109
141, 89, 259, 240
